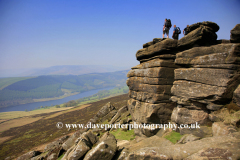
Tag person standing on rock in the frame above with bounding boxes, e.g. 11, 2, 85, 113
163, 18, 172, 38
172, 25, 181, 40
183, 25, 190, 36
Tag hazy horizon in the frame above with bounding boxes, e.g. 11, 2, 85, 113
0, 64, 131, 78
1, 0, 240, 76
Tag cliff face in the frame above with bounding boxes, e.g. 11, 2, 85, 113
127, 22, 240, 137
127, 38, 179, 136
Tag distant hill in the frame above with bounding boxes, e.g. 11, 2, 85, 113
0, 70, 129, 108
14, 65, 130, 77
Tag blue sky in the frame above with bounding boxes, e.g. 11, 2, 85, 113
0, 0, 239, 76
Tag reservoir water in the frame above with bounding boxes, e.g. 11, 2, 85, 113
0, 87, 114, 112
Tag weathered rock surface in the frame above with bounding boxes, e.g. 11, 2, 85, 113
233, 85, 240, 107
83, 132, 117, 160
143, 38, 166, 48
177, 134, 201, 144
171, 42, 240, 130
127, 23, 240, 139
171, 106, 209, 124
89, 102, 116, 124
179, 126, 212, 138
175, 43, 240, 66
127, 56, 178, 136
17, 151, 41, 160
127, 67, 175, 78
174, 68, 237, 87
184, 145, 240, 160
46, 153, 57, 160
117, 140, 130, 150
136, 38, 178, 61
231, 24, 240, 43
128, 136, 173, 153
62, 130, 83, 151
171, 80, 229, 103
128, 90, 171, 104
44, 135, 69, 152
212, 122, 237, 137
64, 130, 98, 160
109, 105, 128, 124
131, 59, 179, 69
187, 21, 220, 33
128, 99, 174, 124
117, 148, 130, 160
178, 21, 219, 50
127, 136, 240, 160
206, 103, 223, 110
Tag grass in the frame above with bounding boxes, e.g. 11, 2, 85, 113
0, 104, 90, 133
110, 128, 135, 141
164, 131, 183, 144
0, 117, 42, 133
0, 136, 12, 145
57, 153, 65, 160
225, 102, 240, 112
0, 107, 74, 120
211, 106, 240, 125
102, 120, 109, 124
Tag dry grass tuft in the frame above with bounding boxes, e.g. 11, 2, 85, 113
225, 102, 240, 112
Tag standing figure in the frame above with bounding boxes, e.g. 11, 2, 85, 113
172, 25, 181, 40
183, 25, 190, 36
163, 18, 172, 38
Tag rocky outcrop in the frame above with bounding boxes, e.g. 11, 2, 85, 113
89, 102, 116, 124
62, 130, 98, 160
44, 135, 69, 152
171, 43, 240, 126
126, 136, 240, 160
127, 38, 180, 136
17, 151, 41, 160
126, 22, 240, 137
233, 85, 240, 107
127, 21, 240, 138
62, 130, 83, 151
171, 107, 209, 125
109, 106, 128, 124
177, 134, 201, 144
83, 132, 117, 160
178, 21, 219, 50
136, 39, 178, 62
231, 24, 240, 43
212, 122, 237, 136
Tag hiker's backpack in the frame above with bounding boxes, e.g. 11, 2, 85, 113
165, 19, 172, 28
175, 27, 181, 34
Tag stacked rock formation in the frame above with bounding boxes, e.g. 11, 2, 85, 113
127, 38, 179, 136
171, 25, 240, 133
127, 21, 240, 137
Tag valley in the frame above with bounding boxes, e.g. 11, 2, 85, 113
0, 70, 128, 109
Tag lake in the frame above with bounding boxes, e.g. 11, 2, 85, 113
0, 87, 115, 112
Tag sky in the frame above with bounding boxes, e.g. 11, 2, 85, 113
0, 0, 239, 76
